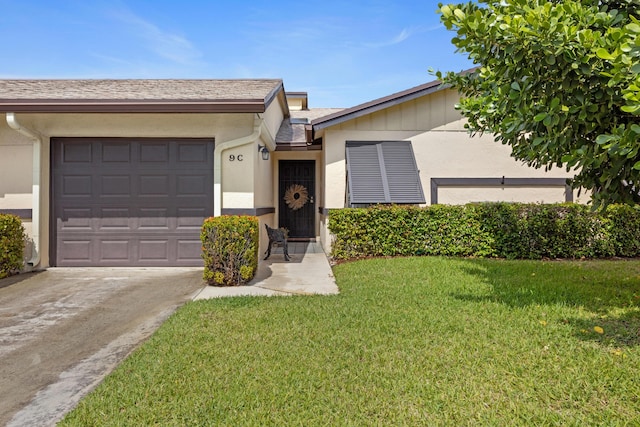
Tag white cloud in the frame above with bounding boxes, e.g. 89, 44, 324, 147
364, 27, 412, 48
108, 7, 202, 65
365, 24, 442, 48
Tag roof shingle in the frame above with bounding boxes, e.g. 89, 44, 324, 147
0, 79, 284, 113
276, 108, 343, 149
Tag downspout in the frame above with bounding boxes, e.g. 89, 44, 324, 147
214, 114, 275, 217
6, 112, 41, 268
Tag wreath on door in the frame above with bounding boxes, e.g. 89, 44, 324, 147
283, 184, 309, 211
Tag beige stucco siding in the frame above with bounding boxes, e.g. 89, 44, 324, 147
14, 113, 253, 139
323, 88, 576, 209
320, 88, 579, 251
222, 142, 255, 208
262, 101, 286, 145
0, 112, 267, 267
412, 130, 574, 204
324, 129, 574, 207
253, 100, 284, 210
340, 89, 464, 133
0, 123, 33, 209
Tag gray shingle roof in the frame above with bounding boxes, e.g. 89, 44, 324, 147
276, 108, 343, 148
0, 79, 284, 113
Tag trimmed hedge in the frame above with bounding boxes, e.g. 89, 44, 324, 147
329, 203, 640, 261
0, 214, 26, 279
201, 215, 259, 286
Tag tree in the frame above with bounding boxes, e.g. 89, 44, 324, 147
436, 0, 640, 207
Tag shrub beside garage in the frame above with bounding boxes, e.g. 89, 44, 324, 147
329, 203, 640, 261
0, 214, 26, 279
200, 215, 259, 286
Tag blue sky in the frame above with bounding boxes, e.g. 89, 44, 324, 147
0, 0, 473, 108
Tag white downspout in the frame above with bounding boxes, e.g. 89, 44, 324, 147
6, 112, 41, 268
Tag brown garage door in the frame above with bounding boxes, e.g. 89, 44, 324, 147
51, 138, 214, 267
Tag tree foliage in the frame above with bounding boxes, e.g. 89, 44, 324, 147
437, 0, 640, 207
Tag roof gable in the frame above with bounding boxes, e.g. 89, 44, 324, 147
309, 68, 478, 137
311, 78, 446, 132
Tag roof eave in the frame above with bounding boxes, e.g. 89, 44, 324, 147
0, 100, 269, 114
311, 80, 450, 133
266, 81, 290, 118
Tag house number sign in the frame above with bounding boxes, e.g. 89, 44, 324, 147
228, 154, 243, 161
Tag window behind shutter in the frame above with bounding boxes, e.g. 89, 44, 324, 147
346, 141, 425, 206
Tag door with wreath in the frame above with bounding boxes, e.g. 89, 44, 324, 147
279, 160, 315, 239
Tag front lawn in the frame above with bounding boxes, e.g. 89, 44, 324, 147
61, 257, 640, 425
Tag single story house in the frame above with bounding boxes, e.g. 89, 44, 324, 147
0, 77, 578, 269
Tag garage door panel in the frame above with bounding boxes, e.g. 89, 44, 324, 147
59, 209, 93, 229
177, 239, 203, 261
59, 240, 92, 262
62, 143, 92, 163
63, 175, 93, 196
176, 208, 208, 229
140, 143, 170, 162
138, 208, 171, 229
139, 240, 169, 261
139, 175, 170, 195
100, 240, 130, 261
178, 144, 209, 163
53, 138, 214, 266
99, 208, 131, 230
177, 175, 208, 195
101, 175, 131, 195
102, 143, 131, 163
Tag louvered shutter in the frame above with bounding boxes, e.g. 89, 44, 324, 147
381, 142, 425, 203
346, 141, 425, 206
346, 142, 387, 204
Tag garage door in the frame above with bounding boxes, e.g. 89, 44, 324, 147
51, 138, 214, 267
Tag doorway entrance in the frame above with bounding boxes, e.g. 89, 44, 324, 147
279, 160, 315, 239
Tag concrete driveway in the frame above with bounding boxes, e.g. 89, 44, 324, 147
0, 267, 204, 427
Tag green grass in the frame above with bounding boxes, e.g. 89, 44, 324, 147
61, 257, 640, 426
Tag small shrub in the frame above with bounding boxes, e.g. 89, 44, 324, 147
201, 215, 259, 286
0, 214, 26, 279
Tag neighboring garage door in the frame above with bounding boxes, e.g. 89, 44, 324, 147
51, 138, 214, 267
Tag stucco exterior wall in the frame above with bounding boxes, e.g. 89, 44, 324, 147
16, 113, 253, 139
253, 100, 284, 210
0, 122, 33, 210
319, 88, 580, 252
323, 88, 577, 209
0, 112, 261, 267
262, 101, 286, 144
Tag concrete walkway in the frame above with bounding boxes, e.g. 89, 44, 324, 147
194, 241, 338, 299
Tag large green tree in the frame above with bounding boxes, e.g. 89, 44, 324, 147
437, 0, 640, 207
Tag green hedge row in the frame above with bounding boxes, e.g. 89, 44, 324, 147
201, 215, 259, 286
329, 203, 640, 261
0, 214, 26, 279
